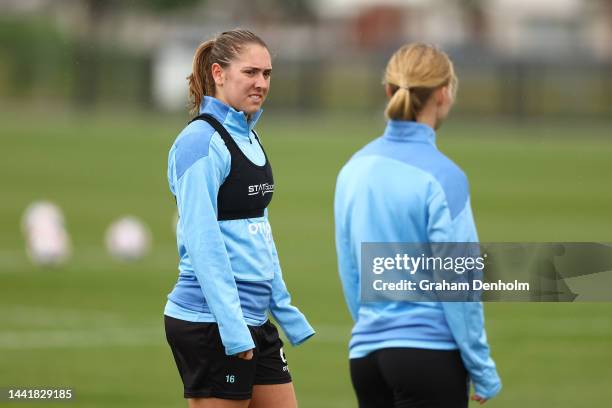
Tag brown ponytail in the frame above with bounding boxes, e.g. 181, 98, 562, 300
187, 40, 215, 116
187, 29, 268, 116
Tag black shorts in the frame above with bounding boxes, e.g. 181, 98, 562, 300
164, 316, 291, 400
350, 347, 469, 408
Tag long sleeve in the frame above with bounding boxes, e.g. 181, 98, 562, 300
173, 138, 255, 355
427, 182, 502, 399
266, 211, 315, 345
334, 174, 360, 322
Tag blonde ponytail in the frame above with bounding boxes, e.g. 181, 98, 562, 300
385, 87, 412, 121
383, 43, 457, 121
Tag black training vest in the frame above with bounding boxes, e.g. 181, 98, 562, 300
189, 113, 274, 221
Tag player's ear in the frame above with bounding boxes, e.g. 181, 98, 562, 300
434, 86, 447, 106
211, 63, 224, 87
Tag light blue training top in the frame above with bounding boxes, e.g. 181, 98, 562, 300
334, 120, 502, 399
165, 96, 315, 356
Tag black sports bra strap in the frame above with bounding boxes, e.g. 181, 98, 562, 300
190, 113, 267, 164
189, 113, 239, 152
187, 113, 274, 221
250, 129, 269, 160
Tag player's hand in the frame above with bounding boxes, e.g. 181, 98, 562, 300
235, 349, 254, 360
471, 394, 487, 405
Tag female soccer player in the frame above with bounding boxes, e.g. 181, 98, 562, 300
164, 29, 314, 408
334, 43, 501, 407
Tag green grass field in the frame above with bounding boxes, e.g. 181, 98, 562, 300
1, 109, 611, 407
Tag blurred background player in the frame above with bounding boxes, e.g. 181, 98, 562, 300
163, 29, 314, 408
334, 43, 501, 408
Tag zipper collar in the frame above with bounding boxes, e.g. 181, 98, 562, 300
199, 96, 263, 142
382, 120, 437, 146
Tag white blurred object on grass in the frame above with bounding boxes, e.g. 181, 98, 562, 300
21, 201, 71, 267
105, 216, 151, 261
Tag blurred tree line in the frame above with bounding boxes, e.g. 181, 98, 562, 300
0, 0, 200, 109
0, 0, 610, 119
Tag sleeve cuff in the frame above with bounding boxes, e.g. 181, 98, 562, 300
473, 376, 502, 399
225, 340, 256, 356
289, 328, 316, 346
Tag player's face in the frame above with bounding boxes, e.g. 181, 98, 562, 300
213, 44, 272, 115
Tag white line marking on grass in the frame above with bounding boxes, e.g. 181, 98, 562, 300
0, 327, 164, 349
2, 304, 610, 351
3, 316, 611, 350
0, 324, 352, 350
0, 246, 179, 273
0, 306, 125, 328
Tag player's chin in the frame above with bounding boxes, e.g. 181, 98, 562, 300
244, 99, 265, 114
